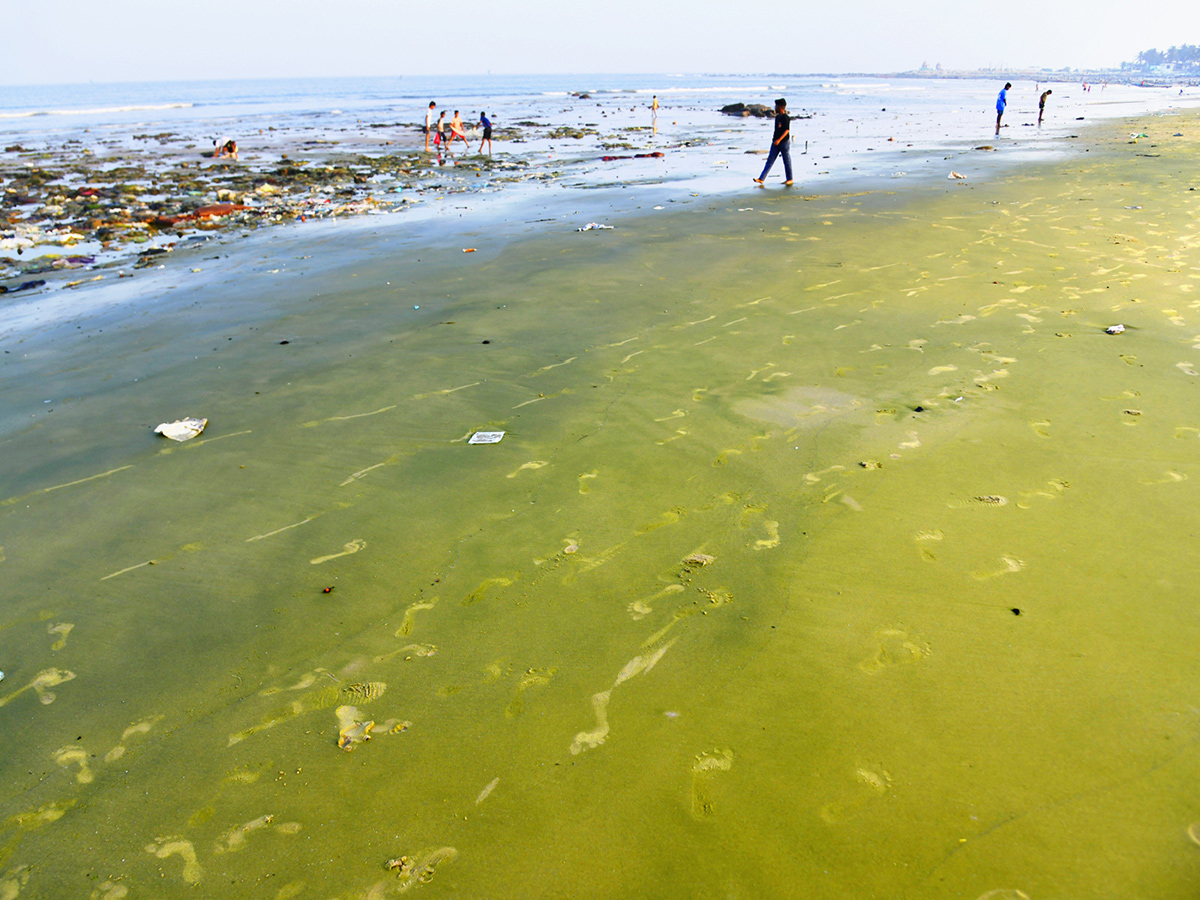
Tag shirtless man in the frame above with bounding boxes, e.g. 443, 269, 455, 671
1038, 89, 1052, 126
450, 110, 471, 150
424, 101, 436, 151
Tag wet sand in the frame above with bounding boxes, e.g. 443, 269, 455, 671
3, 110, 1200, 899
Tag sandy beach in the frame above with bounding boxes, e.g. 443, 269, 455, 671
3, 100, 1200, 899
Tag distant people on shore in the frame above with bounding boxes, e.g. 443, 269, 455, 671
425, 101, 436, 152
995, 82, 1011, 136
1038, 89, 1052, 125
478, 111, 493, 155
213, 138, 238, 160
753, 98, 793, 186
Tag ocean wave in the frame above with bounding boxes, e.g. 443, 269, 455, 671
0, 102, 194, 119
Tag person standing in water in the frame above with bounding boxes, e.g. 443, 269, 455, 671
995, 82, 1011, 136
754, 98, 793, 186
1038, 89, 1052, 126
424, 101, 436, 152
478, 111, 493, 155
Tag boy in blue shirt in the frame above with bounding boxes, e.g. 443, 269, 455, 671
995, 82, 1011, 136
478, 112, 493, 155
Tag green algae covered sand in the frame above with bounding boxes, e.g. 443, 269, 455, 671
3, 112, 1200, 899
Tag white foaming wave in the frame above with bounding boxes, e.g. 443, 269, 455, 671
0, 102, 194, 119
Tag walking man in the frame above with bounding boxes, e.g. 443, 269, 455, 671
995, 82, 1011, 136
754, 98, 793, 186
478, 111, 493, 155
424, 101, 436, 152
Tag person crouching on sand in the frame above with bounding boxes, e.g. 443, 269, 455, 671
995, 82, 1011, 136
213, 138, 238, 160
753, 98, 793, 186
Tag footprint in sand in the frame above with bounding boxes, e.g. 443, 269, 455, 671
52, 746, 94, 784
914, 530, 944, 562
570, 640, 677, 755
819, 767, 892, 824
310, 539, 366, 565
105, 715, 165, 763
48, 623, 73, 652
578, 471, 598, 494
145, 836, 202, 884
0, 867, 30, 900
505, 667, 558, 718
375, 643, 438, 663
0, 667, 76, 708
690, 749, 734, 820
1017, 478, 1069, 509
227, 683, 340, 746
1187, 821, 1200, 846
89, 881, 128, 900
1029, 420, 1051, 438
859, 630, 929, 675
381, 847, 458, 893
507, 460, 548, 479
628, 584, 684, 621
395, 597, 438, 637
1140, 470, 1187, 486
973, 556, 1026, 580
948, 495, 1008, 509
462, 576, 515, 606
214, 815, 301, 854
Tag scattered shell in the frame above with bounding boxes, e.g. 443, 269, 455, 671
859, 460, 882, 469
683, 553, 715, 568
153, 417, 207, 442
563, 543, 579, 554
1105, 324, 1126, 334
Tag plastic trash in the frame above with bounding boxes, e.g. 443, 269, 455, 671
577, 223, 614, 232
468, 431, 505, 444
1105, 324, 1126, 335
0, 671, 4, 683
154, 417, 208, 441
948, 171, 966, 179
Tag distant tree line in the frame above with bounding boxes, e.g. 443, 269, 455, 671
1124, 44, 1200, 72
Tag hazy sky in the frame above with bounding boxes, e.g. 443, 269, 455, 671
4, 0, 1199, 84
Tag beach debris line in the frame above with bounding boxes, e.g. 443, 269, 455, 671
153, 417, 208, 441
0, 279, 45, 295
468, 431, 505, 444
599, 151, 665, 162
1105, 324, 1126, 334
577, 222, 614, 232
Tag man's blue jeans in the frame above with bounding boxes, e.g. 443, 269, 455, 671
759, 140, 793, 181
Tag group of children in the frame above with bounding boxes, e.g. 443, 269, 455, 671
424, 101, 492, 156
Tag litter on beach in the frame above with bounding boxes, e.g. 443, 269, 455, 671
154, 417, 208, 441
1105, 324, 1126, 335
948, 171, 966, 179
577, 223, 614, 232
468, 431, 506, 444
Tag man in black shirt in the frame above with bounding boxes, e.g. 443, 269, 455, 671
754, 98, 793, 186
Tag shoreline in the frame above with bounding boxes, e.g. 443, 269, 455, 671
4, 75, 1197, 300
